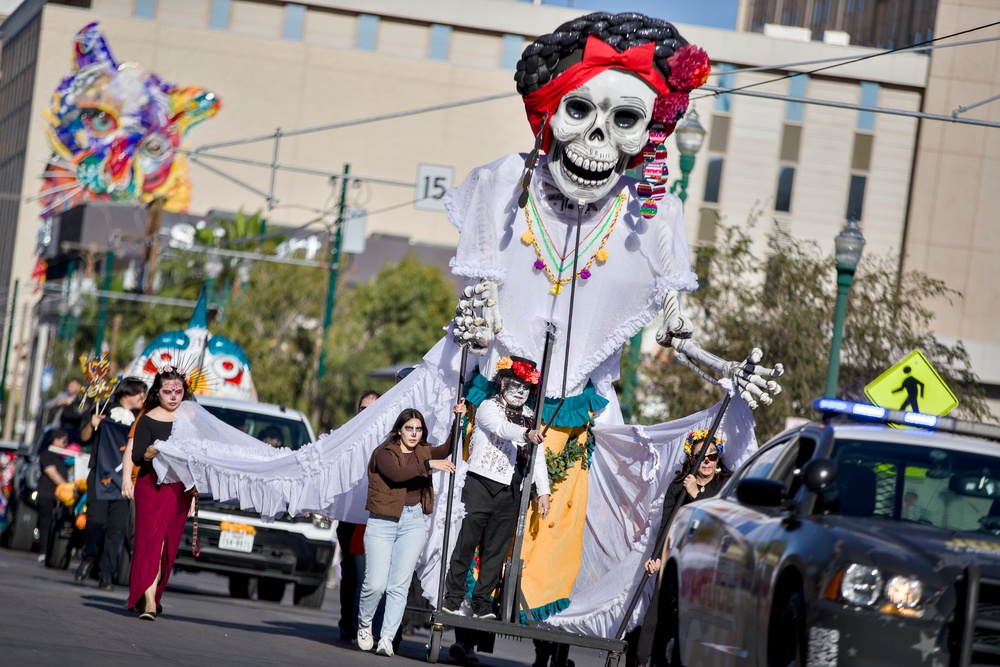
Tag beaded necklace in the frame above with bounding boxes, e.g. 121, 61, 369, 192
521, 190, 626, 296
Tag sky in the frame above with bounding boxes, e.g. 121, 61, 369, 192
525, 0, 742, 30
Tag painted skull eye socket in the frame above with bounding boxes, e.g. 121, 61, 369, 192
614, 109, 642, 129
141, 137, 167, 157
80, 108, 117, 136
564, 99, 592, 120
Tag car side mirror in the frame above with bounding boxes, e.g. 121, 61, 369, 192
802, 459, 837, 492
736, 478, 787, 507
17, 441, 31, 457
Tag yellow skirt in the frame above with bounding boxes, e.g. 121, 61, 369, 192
519, 423, 591, 621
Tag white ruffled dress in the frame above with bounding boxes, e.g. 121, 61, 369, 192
153, 155, 758, 637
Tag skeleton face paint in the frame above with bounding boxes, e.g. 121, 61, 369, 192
548, 70, 657, 203
502, 378, 531, 408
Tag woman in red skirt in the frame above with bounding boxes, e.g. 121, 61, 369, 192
124, 367, 195, 620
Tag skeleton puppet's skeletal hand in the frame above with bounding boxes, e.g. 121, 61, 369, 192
655, 292, 784, 409
452, 280, 502, 355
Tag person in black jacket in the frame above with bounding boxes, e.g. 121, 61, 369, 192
74, 377, 147, 589
36, 429, 71, 564
630, 429, 732, 667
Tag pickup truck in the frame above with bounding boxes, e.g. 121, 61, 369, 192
172, 395, 335, 608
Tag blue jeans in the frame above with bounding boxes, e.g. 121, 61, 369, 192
358, 505, 427, 641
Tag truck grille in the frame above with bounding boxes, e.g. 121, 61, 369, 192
953, 567, 1000, 665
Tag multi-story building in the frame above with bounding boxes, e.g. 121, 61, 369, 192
743, 0, 939, 50
0, 0, 995, 424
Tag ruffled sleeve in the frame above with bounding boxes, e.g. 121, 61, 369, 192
444, 154, 524, 284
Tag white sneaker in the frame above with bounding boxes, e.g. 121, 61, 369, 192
376, 636, 395, 657
357, 626, 374, 651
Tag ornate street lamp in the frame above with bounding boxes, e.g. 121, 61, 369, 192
824, 217, 866, 397
669, 107, 707, 203
204, 253, 224, 311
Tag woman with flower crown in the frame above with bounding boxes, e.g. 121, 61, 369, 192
632, 430, 731, 667
125, 367, 196, 620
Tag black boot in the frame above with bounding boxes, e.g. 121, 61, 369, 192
74, 560, 93, 583
98, 574, 114, 592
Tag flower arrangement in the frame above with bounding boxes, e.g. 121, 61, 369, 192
667, 44, 711, 93
511, 360, 540, 385
496, 357, 513, 372
652, 92, 691, 125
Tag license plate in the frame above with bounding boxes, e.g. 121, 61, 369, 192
218, 530, 254, 553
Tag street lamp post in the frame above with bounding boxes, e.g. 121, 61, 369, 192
204, 253, 224, 313
669, 107, 707, 203
825, 217, 866, 397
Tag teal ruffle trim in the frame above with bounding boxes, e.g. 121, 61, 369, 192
519, 597, 571, 624
464, 374, 608, 429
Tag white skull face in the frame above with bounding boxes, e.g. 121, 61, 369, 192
548, 70, 657, 203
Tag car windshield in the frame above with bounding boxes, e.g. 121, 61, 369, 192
200, 405, 311, 451
815, 437, 1000, 535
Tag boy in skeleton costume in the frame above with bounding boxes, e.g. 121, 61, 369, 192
152, 12, 776, 637
442, 356, 550, 620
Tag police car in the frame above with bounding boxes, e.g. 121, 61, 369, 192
660, 399, 1000, 667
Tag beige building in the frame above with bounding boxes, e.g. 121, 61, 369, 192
0, 0, 995, 422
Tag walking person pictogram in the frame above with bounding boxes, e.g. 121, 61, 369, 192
892, 366, 924, 412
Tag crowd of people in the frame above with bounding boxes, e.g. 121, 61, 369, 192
20, 361, 735, 667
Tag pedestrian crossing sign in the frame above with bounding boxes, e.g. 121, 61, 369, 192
864, 349, 959, 417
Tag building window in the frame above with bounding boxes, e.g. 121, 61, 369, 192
356, 14, 379, 50
429, 24, 452, 61
708, 115, 730, 152
786, 74, 808, 122
283, 4, 306, 40
846, 174, 866, 220
857, 81, 879, 131
792, 8, 798, 24
134, 0, 156, 19
852, 133, 873, 171
775, 166, 795, 212
209, 0, 231, 30
714, 63, 735, 113
780, 125, 802, 162
704, 156, 724, 204
501, 34, 523, 70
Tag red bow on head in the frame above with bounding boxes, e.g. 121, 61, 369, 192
583, 37, 654, 77
511, 361, 540, 386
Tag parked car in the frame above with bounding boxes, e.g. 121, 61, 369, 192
173, 396, 335, 608
661, 399, 1000, 667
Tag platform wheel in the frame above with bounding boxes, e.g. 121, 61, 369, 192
426, 625, 443, 663
603, 652, 621, 667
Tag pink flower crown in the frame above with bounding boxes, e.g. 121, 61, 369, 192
159, 364, 186, 379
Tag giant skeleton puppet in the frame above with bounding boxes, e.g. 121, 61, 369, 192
152, 13, 776, 637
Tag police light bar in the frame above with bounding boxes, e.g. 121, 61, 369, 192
812, 398, 1000, 443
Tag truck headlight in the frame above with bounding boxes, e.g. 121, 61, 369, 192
841, 564, 883, 607
311, 514, 332, 529
884, 576, 923, 615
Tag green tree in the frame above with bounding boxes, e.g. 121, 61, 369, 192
640, 220, 993, 440
316, 254, 456, 430
216, 260, 325, 411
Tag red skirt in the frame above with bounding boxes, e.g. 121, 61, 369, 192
127, 471, 192, 610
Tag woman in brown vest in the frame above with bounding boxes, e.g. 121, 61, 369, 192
356, 407, 458, 657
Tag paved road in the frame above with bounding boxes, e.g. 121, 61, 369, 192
0, 547, 610, 667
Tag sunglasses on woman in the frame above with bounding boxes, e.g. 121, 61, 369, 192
691, 452, 720, 462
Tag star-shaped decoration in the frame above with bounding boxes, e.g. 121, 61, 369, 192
911, 631, 938, 662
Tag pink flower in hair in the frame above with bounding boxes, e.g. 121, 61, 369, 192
667, 44, 711, 93
653, 92, 690, 124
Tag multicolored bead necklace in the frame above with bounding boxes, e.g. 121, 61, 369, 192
521, 190, 626, 295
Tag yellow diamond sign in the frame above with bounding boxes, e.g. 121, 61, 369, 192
864, 349, 958, 417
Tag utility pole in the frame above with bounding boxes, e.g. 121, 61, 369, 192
108, 314, 122, 374
94, 248, 114, 355
143, 197, 164, 295
312, 163, 349, 426
0, 278, 18, 405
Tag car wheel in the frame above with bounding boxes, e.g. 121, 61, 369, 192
9, 503, 37, 552
228, 574, 258, 599
258, 577, 286, 602
769, 590, 806, 667
661, 567, 682, 667
293, 581, 326, 608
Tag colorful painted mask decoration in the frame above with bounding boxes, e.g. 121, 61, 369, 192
38, 22, 220, 217
123, 291, 256, 401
